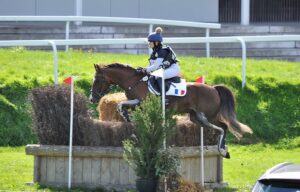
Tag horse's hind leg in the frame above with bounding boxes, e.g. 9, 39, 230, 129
210, 119, 228, 150
117, 99, 140, 122
189, 110, 230, 159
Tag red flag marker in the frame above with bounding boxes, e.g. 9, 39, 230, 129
64, 76, 73, 85
196, 76, 205, 84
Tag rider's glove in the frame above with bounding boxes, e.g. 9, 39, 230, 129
136, 67, 147, 74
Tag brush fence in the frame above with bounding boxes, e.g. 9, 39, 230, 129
26, 144, 226, 190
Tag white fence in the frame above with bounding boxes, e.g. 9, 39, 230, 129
0, 16, 221, 55
1, 35, 300, 87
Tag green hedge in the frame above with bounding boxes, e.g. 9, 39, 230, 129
0, 78, 92, 146
214, 76, 300, 144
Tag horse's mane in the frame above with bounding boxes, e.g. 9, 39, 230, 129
104, 63, 135, 71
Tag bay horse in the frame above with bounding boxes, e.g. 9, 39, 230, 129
89, 63, 252, 158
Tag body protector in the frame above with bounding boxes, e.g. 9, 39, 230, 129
149, 45, 178, 69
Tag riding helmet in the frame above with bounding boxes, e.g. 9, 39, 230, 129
147, 27, 163, 42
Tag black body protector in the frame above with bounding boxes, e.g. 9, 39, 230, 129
148, 45, 180, 97
149, 45, 178, 69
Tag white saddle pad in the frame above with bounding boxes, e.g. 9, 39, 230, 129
166, 79, 187, 96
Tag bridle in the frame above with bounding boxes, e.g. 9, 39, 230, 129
90, 73, 112, 101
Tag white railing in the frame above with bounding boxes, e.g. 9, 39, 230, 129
0, 16, 221, 56
1, 35, 299, 87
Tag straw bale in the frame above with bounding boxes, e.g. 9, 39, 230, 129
97, 92, 127, 122
79, 117, 134, 146
168, 115, 219, 146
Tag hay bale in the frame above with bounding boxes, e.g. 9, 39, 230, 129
79, 115, 218, 147
78, 115, 218, 147
79, 117, 134, 146
97, 92, 127, 122
168, 115, 219, 146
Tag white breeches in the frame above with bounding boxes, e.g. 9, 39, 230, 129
163, 63, 180, 79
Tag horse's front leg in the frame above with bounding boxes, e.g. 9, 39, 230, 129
117, 99, 140, 122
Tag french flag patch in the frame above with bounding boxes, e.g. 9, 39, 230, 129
175, 89, 185, 95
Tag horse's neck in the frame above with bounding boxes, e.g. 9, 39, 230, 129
107, 69, 137, 89
106, 68, 147, 100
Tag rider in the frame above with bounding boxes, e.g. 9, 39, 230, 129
140, 27, 181, 92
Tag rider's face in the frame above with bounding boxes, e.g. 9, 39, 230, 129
148, 41, 155, 48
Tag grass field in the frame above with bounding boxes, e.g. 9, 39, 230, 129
0, 48, 299, 84
1, 145, 300, 192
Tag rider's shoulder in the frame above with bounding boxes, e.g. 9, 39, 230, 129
157, 47, 169, 57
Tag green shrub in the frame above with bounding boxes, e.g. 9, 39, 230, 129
123, 95, 178, 179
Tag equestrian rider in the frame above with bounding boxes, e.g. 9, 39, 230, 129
141, 27, 180, 80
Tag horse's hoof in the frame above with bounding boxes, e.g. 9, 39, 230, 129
225, 152, 230, 159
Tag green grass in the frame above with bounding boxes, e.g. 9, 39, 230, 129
1, 145, 299, 191
0, 147, 35, 191
1, 48, 299, 83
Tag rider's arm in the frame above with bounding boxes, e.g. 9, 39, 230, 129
145, 58, 163, 73
145, 49, 168, 73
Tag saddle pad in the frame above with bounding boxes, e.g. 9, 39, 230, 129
166, 79, 187, 96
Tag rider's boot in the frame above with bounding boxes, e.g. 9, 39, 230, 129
117, 104, 131, 122
156, 77, 169, 105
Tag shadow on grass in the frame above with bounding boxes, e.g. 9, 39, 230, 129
37, 184, 107, 192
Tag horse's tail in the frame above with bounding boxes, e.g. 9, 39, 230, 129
214, 85, 253, 139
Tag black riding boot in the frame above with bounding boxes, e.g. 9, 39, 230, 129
156, 77, 163, 94
156, 77, 169, 105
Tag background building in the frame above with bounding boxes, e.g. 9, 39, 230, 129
0, 0, 299, 24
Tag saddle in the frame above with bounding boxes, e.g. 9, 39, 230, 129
147, 75, 187, 96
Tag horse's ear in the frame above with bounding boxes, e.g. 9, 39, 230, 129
94, 64, 99, 71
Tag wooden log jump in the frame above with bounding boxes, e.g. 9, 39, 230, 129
26, 145, 226, 190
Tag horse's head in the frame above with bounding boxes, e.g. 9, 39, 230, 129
89, 64, 112, 103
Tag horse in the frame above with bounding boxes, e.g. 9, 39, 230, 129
89, 63, 252, 158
